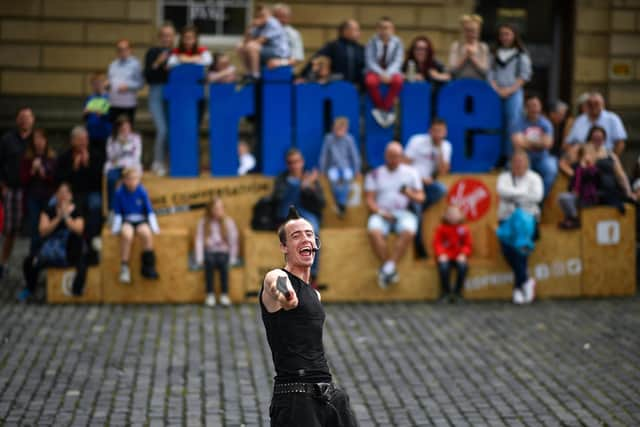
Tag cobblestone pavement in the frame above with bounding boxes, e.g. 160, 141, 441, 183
1, 240, 639, 426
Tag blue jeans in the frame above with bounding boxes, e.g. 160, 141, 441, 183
528, 151, 558, 198
414, 181, 447, 257
106, 167, 123, 210
148, 84, 168, 165
327, 167, 354, 207
500, 241, 529, 289
502, 88, 524, 159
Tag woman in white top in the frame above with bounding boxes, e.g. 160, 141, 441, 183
496, 150, 543, 305
105, 115, 142, 210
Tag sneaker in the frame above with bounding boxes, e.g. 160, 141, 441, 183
387, 269, 399, 285
371, 108, 386, 127
377, 269, 388, 289
512, 288, 525, 305
524, 278, 536, 303
119, 264, 131, 284
219, 294, 231, 307
17, 288, 32, 302
151, 161, 167, 177
382, 111, 396, 128
205, 293, 216, 307
62, 276, 74, 297
91, 236, 102, 252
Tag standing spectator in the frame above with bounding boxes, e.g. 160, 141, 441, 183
589, 126, 636, 211
448, 14, 489, 80
144, 22, 176, 177
496, 150, 543, 304
557, 143, 599, 229
19, 128, 57, 253
433, 205, 472, 303
318, 116, 361, 217
365, 142, 424, 288
402, 36, 450, 83
104, 115, 142, 211
273, 3, 304, 65
83, 72, 111, 162
404, 118, 452, 257
0, 107, 35, 279
20, 182, 87, 301
364, 17, 404, 128
168, 25, 212, 128
56, 126, 103, 264
548, 99, 573, 158
237, 4, 291, 82
300, 19, 364, 87
237, 140, 256, 175
511, 94, 558, 197
566, 92, 627, 156
111, 167, 160, 283
273, 148, 325, 282
489, 24, 532, 161
194, 198, 239, 307
208, 52, 237, 83
167, 25, 213, 68
108, 39, 144, 125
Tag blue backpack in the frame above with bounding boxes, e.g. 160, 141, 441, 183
496, 207, 536, 253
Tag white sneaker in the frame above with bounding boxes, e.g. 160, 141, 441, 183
382, 111, 396, 128
512, 289, 525, 304
152, 161, 167, 177
61, 275, 74, 297
91, 236, 102, 252
372, 108, 386, 127
205, 293, 216, 307
377, 269, 388, 289
524, 278, 536, 303
119, 264, 131, 284
219, 294, 231, 307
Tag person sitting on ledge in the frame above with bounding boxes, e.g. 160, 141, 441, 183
365, 141, 424, 289
111, 167, 160, 284
20, 182, 87, 301
237, 4, 291, 83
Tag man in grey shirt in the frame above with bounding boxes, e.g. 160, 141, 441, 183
273, 3, 304, 65
108, 39, 144, 125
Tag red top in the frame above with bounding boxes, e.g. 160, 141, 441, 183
432, 223, 472, 259
172, 46, 208, 56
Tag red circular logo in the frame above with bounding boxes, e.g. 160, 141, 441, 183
446, 178, 491, 222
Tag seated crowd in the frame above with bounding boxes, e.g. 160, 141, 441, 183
0, 6, 637, 306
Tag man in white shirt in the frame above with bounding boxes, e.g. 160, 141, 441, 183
565, 92, 627, 155
404, 118, 452, 257
273, 3, 304, 65
365, 141, 425, 288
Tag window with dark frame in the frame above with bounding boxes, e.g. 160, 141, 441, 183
162, 0, 250, 37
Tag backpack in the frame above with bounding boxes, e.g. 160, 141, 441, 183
251, 195, 277, 231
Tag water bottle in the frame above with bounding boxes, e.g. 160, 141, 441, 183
407, 60, 416, 82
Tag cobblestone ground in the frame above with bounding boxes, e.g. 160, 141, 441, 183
1, 240, 639, 426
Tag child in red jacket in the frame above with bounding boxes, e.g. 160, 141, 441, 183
432, 205, 472, 303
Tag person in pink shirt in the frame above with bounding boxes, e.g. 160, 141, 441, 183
194, 198, 239, 307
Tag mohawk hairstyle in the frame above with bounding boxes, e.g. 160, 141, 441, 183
278, 205, 301, 244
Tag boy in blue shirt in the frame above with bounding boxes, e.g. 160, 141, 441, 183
83, 72, 112, 160
111, 167, 160, 283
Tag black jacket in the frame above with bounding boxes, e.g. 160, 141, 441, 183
273, 172, 325, 221
0, 130, 31, 189
300, 37, 365, 87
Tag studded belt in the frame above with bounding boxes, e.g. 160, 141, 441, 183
273, 382, 334, 397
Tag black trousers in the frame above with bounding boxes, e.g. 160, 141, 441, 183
269, 384, 358, 427
204, 252, 229, 294
437, 260, 468, 295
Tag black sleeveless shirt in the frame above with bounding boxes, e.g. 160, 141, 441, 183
260, 269, 332, 385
